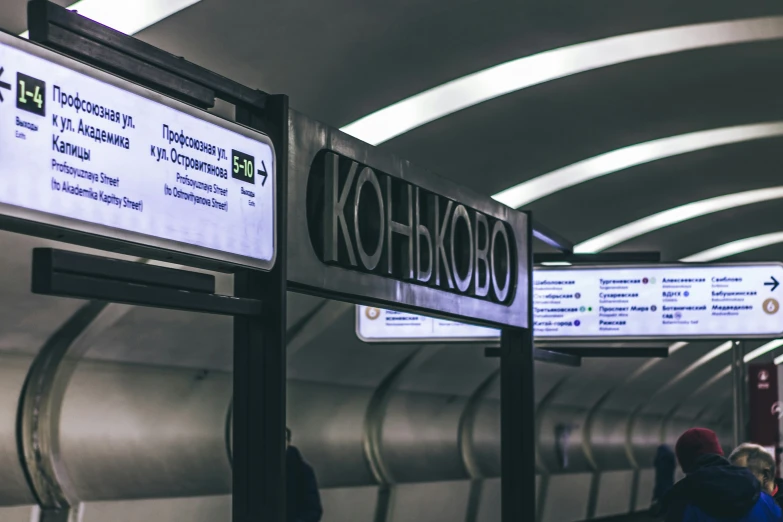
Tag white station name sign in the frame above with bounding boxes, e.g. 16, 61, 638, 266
357, 264, 783, 341
0, 34, 275, 269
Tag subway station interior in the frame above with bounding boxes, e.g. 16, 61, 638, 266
1, 1, 783, 522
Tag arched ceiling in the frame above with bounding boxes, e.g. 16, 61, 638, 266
124, 0, 783, 261
1, 0, 782, 421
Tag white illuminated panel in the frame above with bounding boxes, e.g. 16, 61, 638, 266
0, 34, 275, 269
20, 0, 203, 39
356, 306, 499, 343
357, 264, 783, 341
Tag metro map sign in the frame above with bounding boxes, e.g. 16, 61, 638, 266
357, 263, 783, 342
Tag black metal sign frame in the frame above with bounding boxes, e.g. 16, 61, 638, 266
23, 3, 288, 522
23, 2, 538, 522
286, 110, 530, 330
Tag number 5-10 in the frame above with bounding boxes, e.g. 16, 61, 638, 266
18, 80, 43, 109
233, 156, 253, 178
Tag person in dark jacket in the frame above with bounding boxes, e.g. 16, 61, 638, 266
662, 428, 781, 522
286, 428, 323, 522
651, 444, 677, 515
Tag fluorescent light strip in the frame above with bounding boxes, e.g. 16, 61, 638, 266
340, 17, 783, 146
690, 365, 732, 397
681, 231, 783, 262
744, 339, 783, 363
657, 341, 733, 395
666, 340, 783, 401
20, 0, 201, 38
774, 353, 783, 365
668, 341, 689, 355
493, 123, 783, 209
574, 187, 783, 254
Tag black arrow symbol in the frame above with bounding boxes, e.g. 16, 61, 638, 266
0, 67, 11, 103
258, 160, 268, 186
765, 276, 779, 292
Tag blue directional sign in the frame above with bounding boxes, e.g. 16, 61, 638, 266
357, 263, 783, 341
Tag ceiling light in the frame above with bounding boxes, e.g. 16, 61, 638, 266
574, 187, 783, 254
539, 261, 572, 266
493, 123, 783, 209
688, 341, 734, 370
340, 17, 783, 146
690, 365, 731, 396
668, 341, 688, 354
774, 353, 783, 365
744, 339, 783, 363
658, 341, 733, 394
20, 0, 202, 38
681, 231, 783, 262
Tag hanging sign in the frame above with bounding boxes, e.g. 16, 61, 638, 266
286, 111, 529, 328
0, 33, 276, 269
357, 263, 783, 341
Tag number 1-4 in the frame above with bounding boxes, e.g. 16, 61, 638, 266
18, 80, 43, 109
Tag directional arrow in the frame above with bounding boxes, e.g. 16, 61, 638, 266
258, 160, 268, 186
0, 67, 11, 103
765, 276, 779, 292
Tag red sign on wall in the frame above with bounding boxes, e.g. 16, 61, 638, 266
748, 363, 779, 470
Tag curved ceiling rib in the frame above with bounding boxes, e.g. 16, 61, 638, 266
493, 123, 783, 209
19, 0, 202, 38
340, 17, 783, 146
744, 340, 783, 362
656, 341, 733, 397
681, 232, 783, 262
677, 339, 783, 402
573, 187, 783, 254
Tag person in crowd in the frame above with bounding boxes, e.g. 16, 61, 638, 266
775, 470, 783, 509
730, 444, 777, 496
286, 427, 323, 522
730, 443, 783, 509
661, 428, 781, 521
650, 444, 677, 515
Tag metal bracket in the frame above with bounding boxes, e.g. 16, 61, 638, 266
27, 0, 269, 110
31, 248, 262, 316
546, 347, 669, 358
485, 347, 582, 367
531, 220, 573, 253
486, 346, 668, 360
535, 251, 661, 264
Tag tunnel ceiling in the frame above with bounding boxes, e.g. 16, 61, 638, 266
0, 1, 780, 259
0, 0, 781, 419
137, 0, 783, 261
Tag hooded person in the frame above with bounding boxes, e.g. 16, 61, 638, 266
662, 428, 781, 522
286, 428, 323, 522
651, 444, 677, 515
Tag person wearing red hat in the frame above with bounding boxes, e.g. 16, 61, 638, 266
661, 428, 782, 522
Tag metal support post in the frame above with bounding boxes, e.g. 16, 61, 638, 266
732, 340, 746, 448
500, 327, 536, 521
232, 94, 289, 522
499, 216, 536, 522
